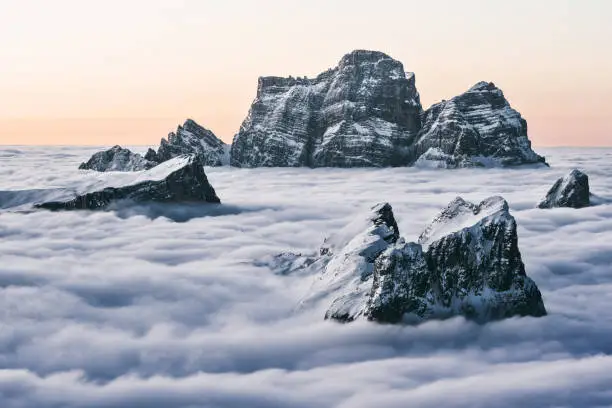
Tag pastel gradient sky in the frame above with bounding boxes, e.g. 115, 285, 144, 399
1, 0, 611, 146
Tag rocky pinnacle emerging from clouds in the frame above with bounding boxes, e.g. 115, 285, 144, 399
232, 50, 546, 168
290, 197, 546, 324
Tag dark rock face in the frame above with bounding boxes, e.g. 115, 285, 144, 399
231, 51, 545, 168
80, 120, 228, 172
148, 119, 228, 167
294, 197, 546, 324
538, 169, 591, 209
78, 145, 156, 172
320, 203, 402, 321
231, 50, 423, 168
38, 155, 220, 210
363, 241, 431, 323
144, 148, 158, 162
412, 82, 547, 168
409, 196, 547, 322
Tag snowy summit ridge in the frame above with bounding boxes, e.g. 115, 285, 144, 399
81, 119, 227, 172
231, 50, 423, 167
79, 145, 156, 172
79, 50, 546, 169
231, 50, 546, 168
38, 155, 220, 210
289, 196, 546, 324
146, 119, 228, 167
412, 81, 547, 167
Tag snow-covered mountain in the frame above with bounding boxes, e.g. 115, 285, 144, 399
285, 197, 546, 324
231, 50, 423, 167
77, 51, 547, 170
412, 82, 547, 168
232, 51, 546, 168
146, 119, 228, 167
78, 145, 156, 172
39, 155, 220, 210
79, 119, 227, 172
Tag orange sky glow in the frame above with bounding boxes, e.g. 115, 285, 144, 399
1, 0, 610, 146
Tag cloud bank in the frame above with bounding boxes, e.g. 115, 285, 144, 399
0, 146, 611, 407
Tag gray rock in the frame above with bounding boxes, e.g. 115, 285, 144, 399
231, 51, 545, 168
363, 240, 431, 323
293, 196, 546, 324
144, 148, 158, 162
231, 50, 422, 168
294, 203, 400, 321
149, 119, 228, 166
538, 169, 591, 209
410, 196, 546, 322
78, 145, 156, 172
38, 155, 220, 210
411, 82, 547, 167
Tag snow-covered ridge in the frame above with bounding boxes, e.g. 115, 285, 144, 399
232, 51, 545, 168
149, 119, 228, 167
283, 196, 546, 324
413, 81, 547, 167
79, 145, 155, 172
80, 119, 227, 172
76, 50, 546, 170
32, 155, 221, 210
418, 196, 508, 250
231, 49, 423, 168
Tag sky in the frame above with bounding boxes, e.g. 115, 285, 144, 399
0, 0, 611, 146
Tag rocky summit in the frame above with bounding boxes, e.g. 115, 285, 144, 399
79, 119, 227, 172
146, 119, 228, 167
291, 197, 546, 324
38, 155, 220, 210
538, 169, 591, 209
76, 50, 546, 169
78, 145, 156, 172
231, 50, 545, 168
231, 50, 423, 168
412, 82, 547, 168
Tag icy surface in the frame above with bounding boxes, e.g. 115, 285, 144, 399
418, 196, 508, 250
0, 146, 611, 407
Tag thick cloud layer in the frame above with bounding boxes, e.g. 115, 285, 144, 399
0, 146, 611, 407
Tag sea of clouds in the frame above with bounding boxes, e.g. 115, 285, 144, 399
0, 146, 611, 407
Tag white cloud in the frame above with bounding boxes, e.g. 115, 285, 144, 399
0, 146, 611, 407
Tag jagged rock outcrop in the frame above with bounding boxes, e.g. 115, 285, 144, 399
79, 120, 227, 172
318, 203, 401, 321
411, 82, 547, 167
407, 196, 546, 322
293, 197, 546, 324
538, 169, 591, 209
231, 50, 423, 168
78, 145, 156, 172
147, 119, 228, 166
38, 155, 220, 210
231, 51, 545, 168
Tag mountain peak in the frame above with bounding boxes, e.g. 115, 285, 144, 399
339, 49, 394, 65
